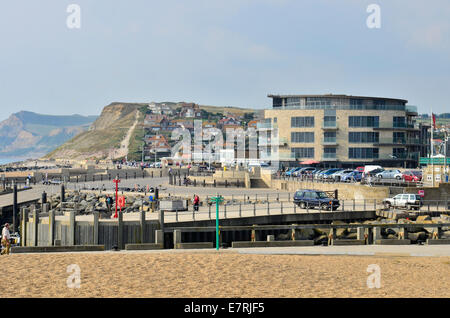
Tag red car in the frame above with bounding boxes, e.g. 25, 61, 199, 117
356, 166, 364, 173
402, 170, 422, 182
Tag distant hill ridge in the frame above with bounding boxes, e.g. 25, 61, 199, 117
0, 111, 97, 160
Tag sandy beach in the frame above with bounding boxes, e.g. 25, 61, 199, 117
0, 251, 449, 298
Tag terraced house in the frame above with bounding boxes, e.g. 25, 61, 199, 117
261, 94, 430, 168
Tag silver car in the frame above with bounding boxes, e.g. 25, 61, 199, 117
375, 169, 402, 180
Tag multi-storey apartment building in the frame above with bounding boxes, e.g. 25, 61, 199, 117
261, 94, 429, 168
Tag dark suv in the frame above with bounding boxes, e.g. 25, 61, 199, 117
293, 189, 340, 211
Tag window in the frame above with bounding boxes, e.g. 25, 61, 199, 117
348, 132, 379, 143
348, 148, 379, 159
306, 97, 331, 106
291, 117, 315, 128
291, 148, 314, 158
393, 117, 406, 128
324, 148, 336, 154
285, 97, 301, 106
350, 99, 363, 109
348, 116, 379, 128
273, 117, 277, 123
393, 132, 405, 143
393, 148, 406, 158
291, 132, 314, 143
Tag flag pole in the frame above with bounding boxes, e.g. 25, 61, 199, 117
431, 110, 434, 187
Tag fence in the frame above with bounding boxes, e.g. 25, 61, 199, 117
273, 173, 423, 188
20, 207, 160, 250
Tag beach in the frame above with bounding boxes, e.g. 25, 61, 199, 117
1, 251, 449, 298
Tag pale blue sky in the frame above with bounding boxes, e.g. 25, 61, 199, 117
0, 0, 449, 121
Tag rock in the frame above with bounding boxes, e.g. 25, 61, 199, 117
276, 232, 291, 241
442, 231, 450, 238
385, 228, 398, 235
408, 232, 427, 242
345, 232, 357, 240
387, 234, 397, 239
294, 228, 315, 240
416, 215, 431, 222
314, 228, 328, 236
314, 234, 328, 244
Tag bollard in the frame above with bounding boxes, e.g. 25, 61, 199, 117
209, 204, 211, 219
253, 203, 256, 216
281, 202, 283, 214
13, 183, 17, 232
239, 203, 242, 218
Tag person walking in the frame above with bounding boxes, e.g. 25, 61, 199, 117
1, 223, 11, 255
106, 195, 113, 213
193, 194, 200, 212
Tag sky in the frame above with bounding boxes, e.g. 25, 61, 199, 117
0, 0, 449, 121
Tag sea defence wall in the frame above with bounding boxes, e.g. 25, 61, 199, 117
21, 208, 160, 250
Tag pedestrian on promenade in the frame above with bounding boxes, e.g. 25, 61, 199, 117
193, 194, 200, 212
106, 195, 113, 213
1, 223, 11, 255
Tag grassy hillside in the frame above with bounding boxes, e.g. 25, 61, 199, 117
46, 103, 141, 160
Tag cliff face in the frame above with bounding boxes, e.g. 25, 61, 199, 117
46, 103, 145, 160
0, 111, 97, 160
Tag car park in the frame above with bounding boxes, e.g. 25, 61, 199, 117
293, 189, 340, 211
382, 193, 423, 210
375, 169, 402, 180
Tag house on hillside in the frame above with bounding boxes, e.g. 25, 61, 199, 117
179, 103, 202, 118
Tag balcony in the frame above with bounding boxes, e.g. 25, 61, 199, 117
321, 137, 338, 145
257, 122, 278, 130
378, 152, 420, 161
374, 138, 421, 145
322, 122, 338, 130
406, 105, 418, 115
322, 153, 337, 161
258, 137, 288, 146
373, 123, 420, 131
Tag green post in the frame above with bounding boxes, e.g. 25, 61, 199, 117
211, 196, 224, 250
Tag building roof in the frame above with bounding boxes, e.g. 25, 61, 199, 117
267, 94, 408, 104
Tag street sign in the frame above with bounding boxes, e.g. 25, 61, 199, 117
418, 190, 425, 197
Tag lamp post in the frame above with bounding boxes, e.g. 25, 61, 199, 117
113, 176, 121, 218
210, 195, 224, 250
445, 132, 449, 183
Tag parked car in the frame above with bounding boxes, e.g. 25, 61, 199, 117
375, 169, 403, 180
286, 167, 301, 176
402, 170, 422, 182
331, 169, 355, 182
341, 171, 363, 182
299, 167, 317, 175
356, 166, 364, 173
382, 193, 423, 210
293, 189, 340, 211
321, 168, 342, 180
